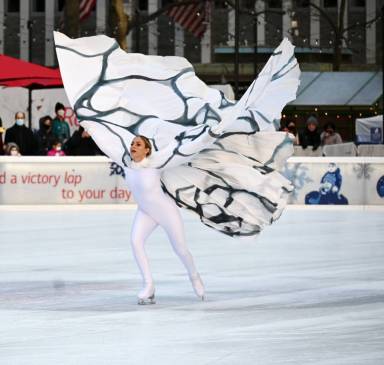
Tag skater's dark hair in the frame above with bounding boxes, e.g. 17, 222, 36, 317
136, 135, 152, 157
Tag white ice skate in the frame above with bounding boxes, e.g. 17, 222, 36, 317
137, 283, 156, 305
190, 274, 205, 301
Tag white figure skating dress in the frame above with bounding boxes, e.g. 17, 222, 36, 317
54, 32, 301, 237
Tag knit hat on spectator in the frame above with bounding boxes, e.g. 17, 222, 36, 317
55, 102, 65, 113
306, 116, 318, 126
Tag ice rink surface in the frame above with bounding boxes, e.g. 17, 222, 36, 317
0, 205, 383, 365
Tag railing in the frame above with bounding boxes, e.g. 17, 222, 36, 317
0, 156, 383, 205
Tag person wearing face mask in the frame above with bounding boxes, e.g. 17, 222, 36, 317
4, 112, 37, 155
35, 116, 55, 155
47, 140, 66, 156
52, 102, 70, 144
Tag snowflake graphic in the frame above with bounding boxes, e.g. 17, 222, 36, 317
282, 163, 313, 201
353, 163, 373, 179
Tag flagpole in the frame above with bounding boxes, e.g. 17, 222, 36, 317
234, 0, 240, 100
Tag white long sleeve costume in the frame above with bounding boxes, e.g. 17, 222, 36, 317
125, 161, 199, 288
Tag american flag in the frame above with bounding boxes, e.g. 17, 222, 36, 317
167, 1, 211, 38
79, 0, 96, 22
60, 0, 96, 29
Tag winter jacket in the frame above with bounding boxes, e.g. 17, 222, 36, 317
52, 117, 70, 143
4, 124, 37, 155
299, 128, 321, 150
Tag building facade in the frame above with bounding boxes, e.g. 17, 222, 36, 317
0, 0, 382, 67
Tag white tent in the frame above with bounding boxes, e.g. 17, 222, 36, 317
355, 115, 383, 144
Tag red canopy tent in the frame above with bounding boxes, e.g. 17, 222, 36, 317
0, 54, 62, 87
0, 55, 63, 127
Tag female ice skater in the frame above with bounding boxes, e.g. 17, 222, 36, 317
54, 31, 300, 304
126, 135, 204, 304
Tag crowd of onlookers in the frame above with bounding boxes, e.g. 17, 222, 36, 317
279, 115, 343, 151
0, 103, 102, 156
0, 106, 360, 157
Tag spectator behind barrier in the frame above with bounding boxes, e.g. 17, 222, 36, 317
299, 115, 321, 151
64, 126, 103, 156
35, 115, 55, 156
4, 112, 37, 155
4, 142, 21, 156
47, 139, 66, 156
0, 117, 4, 155
52, 102, 70, 144
321, 122, 343, 146
280, 120, 300, 145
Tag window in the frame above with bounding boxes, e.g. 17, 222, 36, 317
214, 0, 227, 8
323, 0, 337, 7
33, 0, 45, 12
7, 0, 20, 12
58, 0, 65, 12
268, 0, 282, 8
351, 0, 365, 7
293, 0, 309, 7
162, 0, 173, 6
243, 0, 256, 9
298, 0, 309, 7
139, 0, 148, 11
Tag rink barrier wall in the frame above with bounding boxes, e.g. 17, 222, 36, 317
0, 156, 383, 205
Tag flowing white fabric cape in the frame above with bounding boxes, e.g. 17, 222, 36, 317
54, 32, 300, 237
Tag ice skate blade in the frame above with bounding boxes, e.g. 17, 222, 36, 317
137, 294, 156, 305
199, 295, 206, 301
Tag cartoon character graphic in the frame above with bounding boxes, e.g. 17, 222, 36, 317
305, 163, 349, 205
377, 176, 384, 198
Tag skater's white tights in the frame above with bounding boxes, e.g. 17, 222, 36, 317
131, 206, 199, 285
125, 167, 199, 286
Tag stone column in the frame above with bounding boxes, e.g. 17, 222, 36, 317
45, 0, 55, 66
96, 0, 106, 34
148, 0, 158, 55
310, 0, 320, 47
227, 8, 235, 46
338, 0, 348, 48
20, 0, 31, 61
366, 0, 376, 64
282, 0, 292, 40
174, 23, 184, 57
255, 0, 265, 46
201, 4, 211, 63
